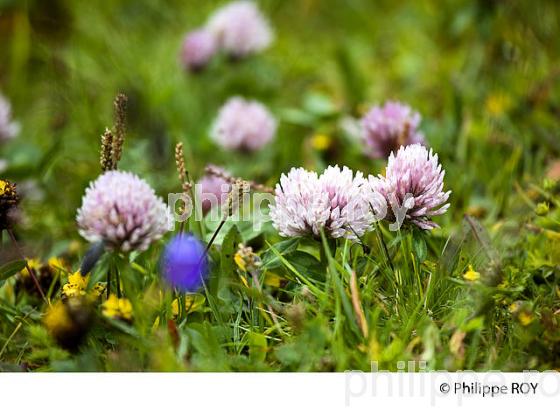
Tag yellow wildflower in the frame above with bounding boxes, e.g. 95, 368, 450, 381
518, 311, 533, 326
0, 179, 17, 198
102, 294, 133, 321
62, 270, 105, 299
48, 257, 67, 271
44, 301, 73, 334
509, 302, 522, 314
63, 271, 89, 298
19, 259, 40, 277
463, 265, 480, 281
43, 298, 93, 351
90, 282, 107, 298
234, 252, 247, 272
509, 302, 534, 326
263, 272, 283, 288
310, 134, 331, 151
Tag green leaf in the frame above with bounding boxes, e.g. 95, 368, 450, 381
248, 332, 268, 362
0, 260, 26, 281
303, 92, 338, 117
261, 238, 300, 269
280, 108, 317, 127
220, 224, 242, 277
285, 251, 324, 280
461, 316, 485, 333
412, 231, 428, 263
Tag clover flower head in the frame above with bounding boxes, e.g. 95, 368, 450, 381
269, 165, 372, 240
180, 28, 217, 72
207, 0, 273, 58
162, 233, 209, 293
361, 101, 425, 159
197, 165, 231, 213
76, 170, 170, 252
211, 97, 276, 151
0, 93, 19, 142
368, 144, 450, 230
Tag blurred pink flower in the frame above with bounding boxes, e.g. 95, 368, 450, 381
269, 165, 372, 239
197, 165, 231, 214
77, 171, 170, 252
211, 96, 276, 151
180, 29, 217, 72
367, 144, 450, 230
361, 101, 425, 159
207, 1, 273, 58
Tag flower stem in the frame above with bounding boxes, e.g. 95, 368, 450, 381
6, 229, 49, 305
107, 264, 112, 299
205, 217, 227, 253
115, 264, 121, 298
375, 222, 395, 273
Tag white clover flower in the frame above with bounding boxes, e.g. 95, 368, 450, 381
367, 144, 450, 230
270, 165, 372, 240
77, 171, 170, 252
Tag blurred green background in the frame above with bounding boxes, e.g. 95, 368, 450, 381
1, 0, 559, 256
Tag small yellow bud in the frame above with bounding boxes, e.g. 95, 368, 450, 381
310, 134, 331, 151
463, 265, 480, 282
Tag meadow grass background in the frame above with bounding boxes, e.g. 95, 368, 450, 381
0, 0, 559, 371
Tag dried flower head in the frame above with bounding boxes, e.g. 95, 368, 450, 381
367, 144, 450, 230
207, 0, 273, 58
234, 243, 261, 273
100, 128, 115, 171
174, 142, 192, 193
211, 97, 276, 152
205, 164, 273, 193
0, 93, 19, 142
223, 178, 250, 217
0, 179, 19, 230
269, 166, 372, 239
112, 93, 128, 166
361, 101, 425, 159
181, 29, 217, 71
162, 233, 209, 293
76, 171, 170, 252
